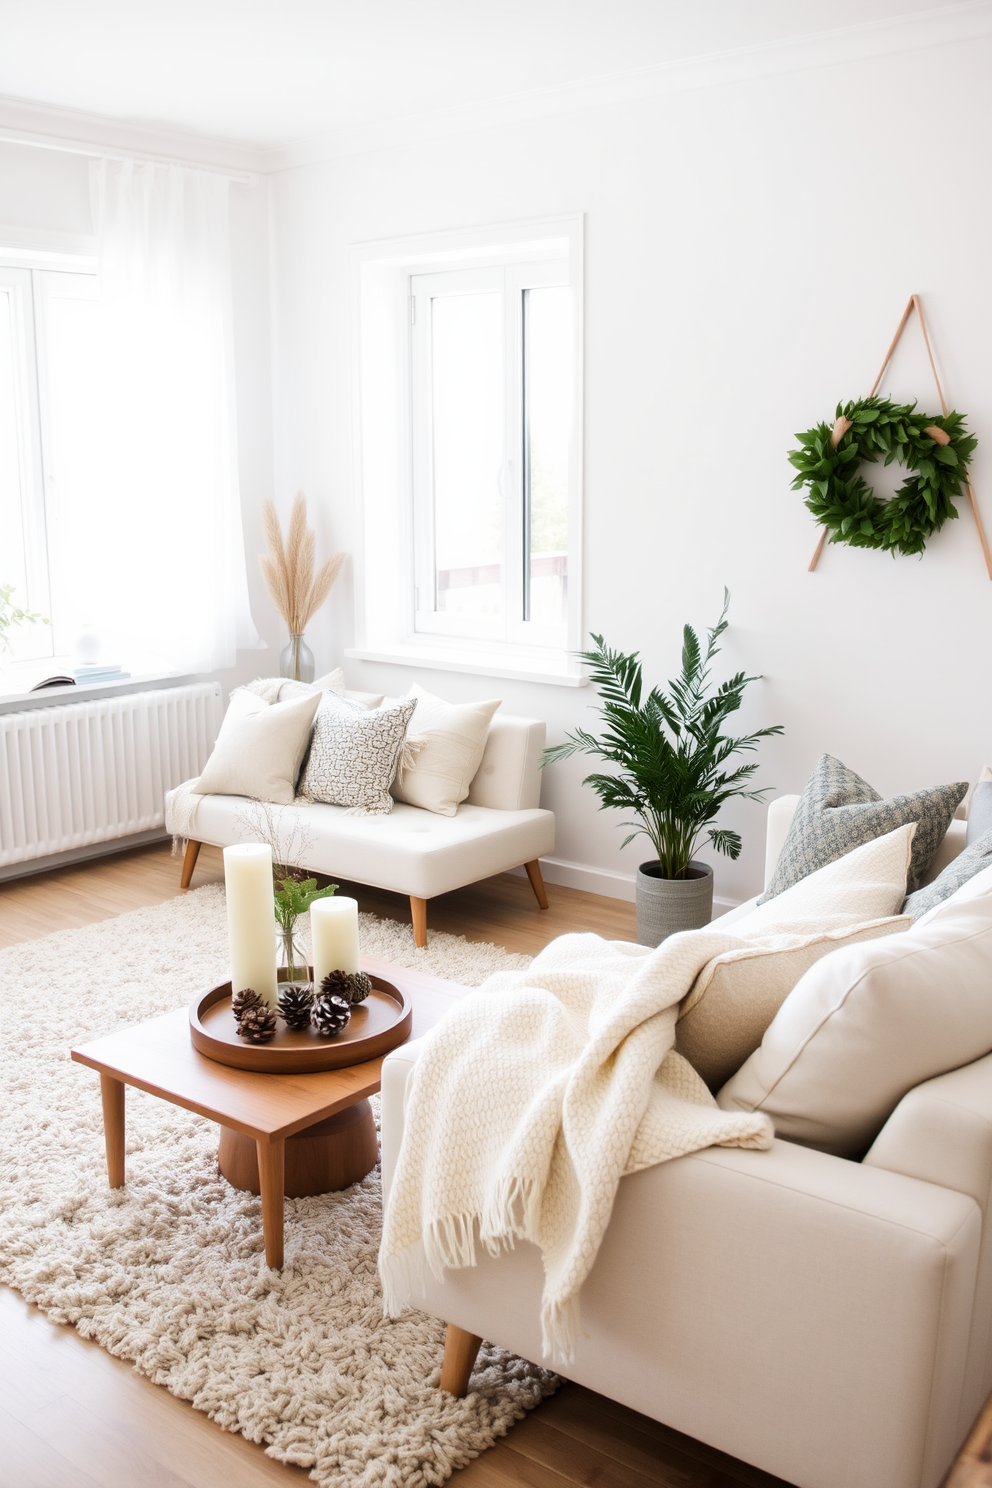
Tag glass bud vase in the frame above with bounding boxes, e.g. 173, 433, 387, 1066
279, 632, 315, 684
277, 925, 310, 987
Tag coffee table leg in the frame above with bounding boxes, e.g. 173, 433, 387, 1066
100, 1074, 126, 1188
256, 1138, 285, 1269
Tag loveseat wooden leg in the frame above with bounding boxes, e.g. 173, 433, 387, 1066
524, 859, 549, 910
440, 1324, 482, 1396
180, 839, 202, 888
410, 896, 428, 949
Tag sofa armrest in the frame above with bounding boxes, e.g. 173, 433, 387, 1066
467, 715, 545, 811
865, 1053, 992, 1212
865, 1053, 992, 1441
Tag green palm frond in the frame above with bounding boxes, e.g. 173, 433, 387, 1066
540, 591, 783, 878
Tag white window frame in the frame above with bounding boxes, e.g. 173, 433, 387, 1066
348, 215, 585, 687
0, 258, 99, 662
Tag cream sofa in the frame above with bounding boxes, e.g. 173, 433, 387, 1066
381, 798, 985, 1488
168, 712, 555, 947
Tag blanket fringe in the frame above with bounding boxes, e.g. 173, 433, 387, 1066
165, 779, 204, 843
541, 1295, 584, 1363
480, 1175, 543, 1255
379, 1240, 429, 1318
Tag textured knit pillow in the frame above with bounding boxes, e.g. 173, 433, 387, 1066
194, 689, 321, 805
902, 828, 992, 920
676, 825, 914, 1087
297, 696, 417, 815
757, 753, 965, 903
392, 684, 501, 817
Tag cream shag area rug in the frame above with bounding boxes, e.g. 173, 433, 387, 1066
0, 886, 557, 1487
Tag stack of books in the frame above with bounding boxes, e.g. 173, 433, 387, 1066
72, 662, 131, 684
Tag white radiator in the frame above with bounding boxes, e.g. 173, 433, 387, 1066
0, 682, 223, 869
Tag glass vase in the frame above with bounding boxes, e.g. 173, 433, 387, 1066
279, 633, 315, 683
277, 924, 311, 987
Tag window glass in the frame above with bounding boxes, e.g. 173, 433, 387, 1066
523, 284, 572, 626
429, 290, 504, 618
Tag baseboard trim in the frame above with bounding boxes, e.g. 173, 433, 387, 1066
509, 856, 739, 915
0, 829, 171, 884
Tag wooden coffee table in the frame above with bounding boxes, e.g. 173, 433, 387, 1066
70, 955, 467, 1269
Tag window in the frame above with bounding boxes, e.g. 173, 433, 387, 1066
351, 217, 583, 685
1, 263, 105, 664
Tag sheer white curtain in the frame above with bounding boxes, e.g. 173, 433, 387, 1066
51, 158, 260, 672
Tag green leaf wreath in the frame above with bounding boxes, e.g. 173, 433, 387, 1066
789, 396, 977, 556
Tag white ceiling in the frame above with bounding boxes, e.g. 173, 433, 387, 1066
0, 0, 972, 151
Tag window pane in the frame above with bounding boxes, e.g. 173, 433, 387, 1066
41, 288, 105, 654
524, 285, 571, 625
0, 287, 50, 661
430, 291, 503, 617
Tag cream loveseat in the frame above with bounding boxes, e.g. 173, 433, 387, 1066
381, 797, 987, 1488
168, 712, 555, 946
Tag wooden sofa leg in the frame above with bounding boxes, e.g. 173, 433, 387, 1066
410, 896, 428, 949
440, 1324, 482, 1396
180, 840, 202, 889
524, 859, 549, 910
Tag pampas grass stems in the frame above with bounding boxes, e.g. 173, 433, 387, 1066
261, 493, 345, 635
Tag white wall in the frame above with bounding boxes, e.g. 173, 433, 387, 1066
268, 33, 992, 905
0, 139, 281, 696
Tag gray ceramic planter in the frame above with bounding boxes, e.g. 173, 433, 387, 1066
635, 860, 714, 947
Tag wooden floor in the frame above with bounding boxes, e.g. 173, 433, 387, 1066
0, 843, 794, 1488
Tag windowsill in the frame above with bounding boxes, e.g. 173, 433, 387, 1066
345, 643, 587, 687
0, 664, 199, 713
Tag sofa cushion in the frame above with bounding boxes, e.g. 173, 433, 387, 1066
193, 688, 320, 805
183, 791, 556, 900
676, 827, 914, 1088
392, 684, 501, 817
718, 863, 992, 1156
297, 696, 417, 815
758, 753, 966, 904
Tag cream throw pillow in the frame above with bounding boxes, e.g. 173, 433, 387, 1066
718, 861, 992, 1156
675, 825, 916, 1089
194, 689, 320, 805
392, 683, 501, 817
676, 919, 907, 1089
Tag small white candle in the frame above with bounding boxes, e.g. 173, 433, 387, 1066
223, 844, 278, 1009
311, 897, 359, 984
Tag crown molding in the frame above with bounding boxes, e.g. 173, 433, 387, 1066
0, 95, 269, 180
265, 0, 992, 172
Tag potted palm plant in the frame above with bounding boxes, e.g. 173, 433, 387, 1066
543, 591, 783, 946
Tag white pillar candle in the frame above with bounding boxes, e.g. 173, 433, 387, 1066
223, 844, 278, 1009
311, 897, 359, 984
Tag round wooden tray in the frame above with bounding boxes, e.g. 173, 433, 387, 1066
189, 972, 412, 1074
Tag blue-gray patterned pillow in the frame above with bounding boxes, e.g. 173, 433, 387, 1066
967, 780, 992, 846
758, 753, 966, 904
902, 828, 992, 920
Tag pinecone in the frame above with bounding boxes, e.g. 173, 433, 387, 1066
232, 987, 263, 1022
237, 1004, 278, 1044
320, 969, 353, 1002
320, 969, 372, 1005
312, 993, 351, 1038
347, 971, 372, 1005
278, 982, 314, 1030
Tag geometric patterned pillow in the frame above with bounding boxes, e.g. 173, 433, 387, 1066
297, 696, 417, 816
902, 828, 992, 920
758, 753, 966, 904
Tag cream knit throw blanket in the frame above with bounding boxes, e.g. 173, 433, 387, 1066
379, 930, 774, 1361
